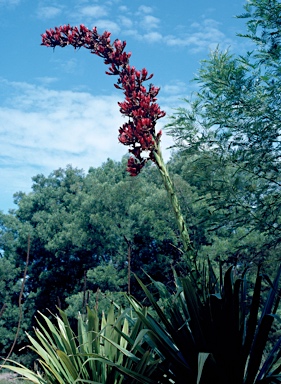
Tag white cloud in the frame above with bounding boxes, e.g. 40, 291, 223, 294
123, 29, 139, 38
119, 15, 133, 29
36, 77, 58, 86
118, 5, 128, 12
0, 82, 123, 202
166, 18, 233, 52
93, 19, 120, 34
0, 80, 172, 211
142, 32, 163, 43
138, 5, 153, 14
0, 83, 124, 164
69, 4, 110, 26
162, 81, 188, 96
141, 15, 160, 31
36, 6, 62, 19
77, 5, 108, 18
158, 79, 191, 114
123, 29, 162, 43
62, 58, 78, 74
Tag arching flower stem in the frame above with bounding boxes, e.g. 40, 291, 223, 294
153, 142, 194, 260
41, 24, 195, 266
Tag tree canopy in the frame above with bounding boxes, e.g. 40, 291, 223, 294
166, 0, 281, 266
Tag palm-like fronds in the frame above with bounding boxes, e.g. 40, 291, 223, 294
5, 264, 281, 384
126, 264, 281, 384
4, 305, 164, 384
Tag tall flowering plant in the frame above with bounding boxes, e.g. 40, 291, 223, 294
41, 25, 193, 259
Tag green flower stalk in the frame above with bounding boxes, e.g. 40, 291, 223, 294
153, 141, 193, 255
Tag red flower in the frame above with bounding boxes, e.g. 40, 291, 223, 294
41, 24, 166, 175
126, 156, 146, 176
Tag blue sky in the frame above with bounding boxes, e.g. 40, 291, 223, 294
0, 0, 249, 212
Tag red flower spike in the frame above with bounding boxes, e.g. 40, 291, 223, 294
127, 157, 146, 176
41, 24, 166, 175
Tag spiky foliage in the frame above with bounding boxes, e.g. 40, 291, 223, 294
4, 304, 164, 384
126, 263, 281, 384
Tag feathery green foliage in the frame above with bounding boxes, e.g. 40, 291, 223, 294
166, 0, 281, 264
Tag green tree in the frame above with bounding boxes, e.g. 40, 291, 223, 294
166, 0, 281, 265
0, 160, 187, 320
0, 252, 35, 365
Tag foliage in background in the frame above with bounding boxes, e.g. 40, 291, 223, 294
166, 0, 281, 265
0, 160, 186, 361
0, 161, 183, 312
0, 254, 34, 366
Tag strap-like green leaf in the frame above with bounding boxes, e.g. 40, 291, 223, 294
56, 349, 79, 381
197, 352, 210, 384
245, 314, 275, 384
3, 365, 45, 383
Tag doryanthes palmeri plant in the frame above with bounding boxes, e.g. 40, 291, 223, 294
125, 262, 281, 384
4, 304, 167, 383
5, 263, 281, 384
